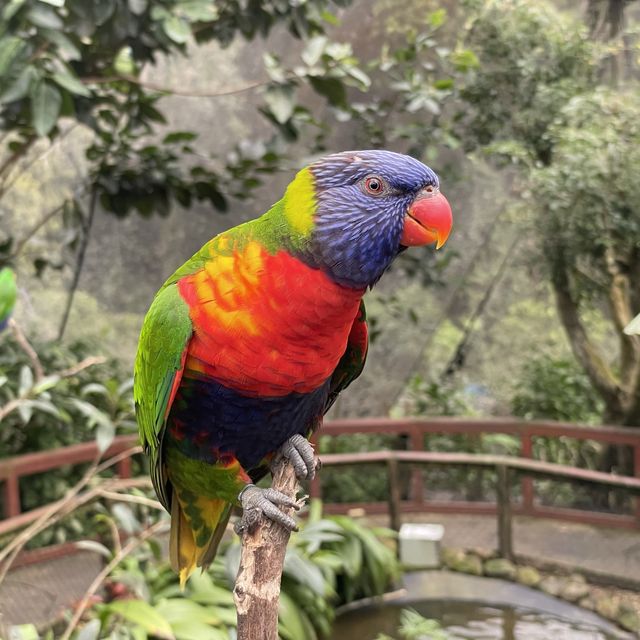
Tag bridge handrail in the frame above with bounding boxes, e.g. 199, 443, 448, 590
1, 417, 639, 531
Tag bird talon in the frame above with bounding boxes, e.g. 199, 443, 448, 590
236, 484, 300, 533
279, 434, 318, 480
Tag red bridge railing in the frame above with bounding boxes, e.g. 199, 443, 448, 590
310, 417, 640, 530
1, 418, 640, 537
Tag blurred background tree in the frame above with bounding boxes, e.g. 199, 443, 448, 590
2, 0, 640, 534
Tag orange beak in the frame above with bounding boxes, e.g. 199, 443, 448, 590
400, 188, 452, 249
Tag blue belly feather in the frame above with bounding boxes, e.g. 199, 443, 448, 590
165, 374, 330, 470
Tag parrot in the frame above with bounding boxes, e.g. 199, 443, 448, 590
134, 150, 453, 585
0, 267, 17, 332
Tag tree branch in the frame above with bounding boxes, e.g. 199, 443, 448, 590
234, 458, 303, 640
9, 186, 89, 260
58, 187, 98, 340
0, 136, 36, 189
82, 74, 281, 99
550, 257, 621, 412
0, 125, 81, 202
603, 247, 640, 394
8, 318, 44, 381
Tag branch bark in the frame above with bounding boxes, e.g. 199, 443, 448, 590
8, 318, 44, 382
80, 74, 287, 99
603, 247, 640, 394
57, 187, 98, 340
550, 257, 621, 413
234, 458, 301, 640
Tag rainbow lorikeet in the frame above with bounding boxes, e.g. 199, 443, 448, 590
134, 150, 452, 584
0, 268, 17, 332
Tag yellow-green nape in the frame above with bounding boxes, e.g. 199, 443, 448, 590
284, 167, 316, 237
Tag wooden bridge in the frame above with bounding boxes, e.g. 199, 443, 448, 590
1, 417, 640, 563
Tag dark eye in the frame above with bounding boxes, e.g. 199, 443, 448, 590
364, 176, 386, 196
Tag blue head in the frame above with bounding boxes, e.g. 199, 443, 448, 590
290, 150, 452, 289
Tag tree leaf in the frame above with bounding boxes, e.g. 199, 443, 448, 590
27, 4, 64, 29
624, 313, 640, 336
114, 46, 136, 75
163, 16, 191, 44
52, 69, 91, 97
111, 503, 141, 533
75, 619, 101, 640
18, 365, 33, 396
264, 85, 295, 124
302, 35, 327, 67
81, 382, 109, 397
17, 400, 33, 424
7, 624, 39, 640
187, 572, 235, 607
283, 549, 326, 595
3, 1, 27, 22
279, 591, 317, 640
92, 0, 115, 25
105, 600, 175, 639
155, 599, 221, 625
163, 131, 198, 144
169, 620, 227, 640
309, 76, 347, 108
75, 540, 112, 559
128, 0, 148, 15
177, 1, 218, 22
0, 36, 27, 77
96, 420, 115, 453
29, 399, 63, 419
346, 66, 371, 89
30, 80, 62, 136
0, 65, 37, 103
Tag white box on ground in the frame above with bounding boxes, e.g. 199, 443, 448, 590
399, 523, 445, 569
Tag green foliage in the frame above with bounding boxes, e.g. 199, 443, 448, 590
0, 266, 16, 322
0, 338, 132, 460
319, 433, 398, 503
374, 608, 448, 640
0, 0, 368, 274
406, 375, 471, 417
346, 8, 460, 160
531, 89, 640, 300
63, 503, 398, 640
0, 334, 137, 544
511, 355, 603, 423
458, 0, 595, 164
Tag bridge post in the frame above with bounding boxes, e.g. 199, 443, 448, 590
520, 432, 534, 514
635, 443, 640, 524
496, 464, 513, 560
3, 473, 21, 518
387, 456, 401, 533
409, 426, 424, 506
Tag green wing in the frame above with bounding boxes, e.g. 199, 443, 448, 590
325, 300, 369, 414
134, 284, 193, 511
0, 268, 17, 326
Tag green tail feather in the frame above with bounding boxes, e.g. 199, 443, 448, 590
169, 491, 232, 588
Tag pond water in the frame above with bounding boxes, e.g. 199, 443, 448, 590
333, 601, 618, 640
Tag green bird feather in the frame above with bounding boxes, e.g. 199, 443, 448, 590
0, 268, 17, 331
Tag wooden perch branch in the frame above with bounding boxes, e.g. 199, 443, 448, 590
234, 458, 302, 640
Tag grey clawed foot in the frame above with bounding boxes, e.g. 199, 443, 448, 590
280, 434, 318, 480
234, 484, 302, 535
